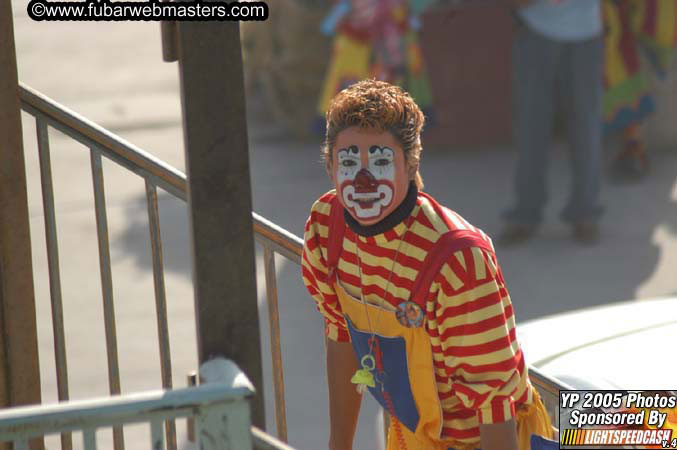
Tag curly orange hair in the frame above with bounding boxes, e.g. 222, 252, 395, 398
322, 79, 425, 190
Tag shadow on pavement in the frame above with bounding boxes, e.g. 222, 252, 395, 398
114, 131, 677, 322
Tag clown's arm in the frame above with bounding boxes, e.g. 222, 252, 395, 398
326, 338, 362, 450
302, 198, 362, 449
480, 420, 519, 450
433, 246, 521, 450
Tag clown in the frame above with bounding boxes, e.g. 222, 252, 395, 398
302, 80, 555, 450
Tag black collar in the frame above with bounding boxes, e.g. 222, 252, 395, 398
344, 182, 418, 237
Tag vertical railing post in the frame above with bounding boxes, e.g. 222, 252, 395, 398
0, 3, 44, 450
90, 151, 124, 450
144, 181, 177, 450
36, 119, 73, 450
263, 246, 288, 441
175, 17, 264, 428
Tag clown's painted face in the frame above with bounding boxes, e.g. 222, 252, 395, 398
330, 127, 413, 226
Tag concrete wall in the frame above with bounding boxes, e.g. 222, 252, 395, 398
421, 5, 513, 150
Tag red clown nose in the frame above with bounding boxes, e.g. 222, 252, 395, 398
354, 169, 378, 192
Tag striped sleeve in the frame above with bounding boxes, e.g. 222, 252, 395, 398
301, 195, 350, 342
433, 246, 524, 425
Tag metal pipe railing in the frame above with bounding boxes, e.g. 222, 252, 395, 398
253, 213, 303, 264
90, 150, 125, 450
144, 180, 176, 448
262, 245, 288, 441
19, 82, 570, 449
20, 82, 299, 445
35, 116, 73, 450
19, 81, 297, 447
0, 365, 256, 450
20, 84, 187, 201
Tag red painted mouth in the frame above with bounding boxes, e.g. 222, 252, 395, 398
347, 192, 386, 209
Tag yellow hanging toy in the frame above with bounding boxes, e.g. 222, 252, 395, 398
350, 354, 376, 394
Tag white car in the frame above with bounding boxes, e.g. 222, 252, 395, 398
518, 296, 677, 391
519, 297, 677, 448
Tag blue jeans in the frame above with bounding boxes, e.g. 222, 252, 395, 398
505, 25, 604, 226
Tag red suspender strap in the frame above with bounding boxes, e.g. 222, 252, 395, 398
410, 193, 494, 307
326, 191, 493, 306
326, 195, 345, 283
409, 230, 494, 307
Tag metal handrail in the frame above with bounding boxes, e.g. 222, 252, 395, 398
20, 83, 300, 444
0, 365, 255, 450
20, 84, 187, 201
20, 83, 303, 262
0, 384, 253, 441
19, 82, 569, 449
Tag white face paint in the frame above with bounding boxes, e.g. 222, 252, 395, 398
331, 127, 412, 226
342, 184, 394, 219
338, 145, 396, 219
368, 146, 395, 180
336, 145, 361, 185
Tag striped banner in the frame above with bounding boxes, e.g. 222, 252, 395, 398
561, 428, 587, 446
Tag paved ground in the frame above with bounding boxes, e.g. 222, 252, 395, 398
10, 3, 677, 449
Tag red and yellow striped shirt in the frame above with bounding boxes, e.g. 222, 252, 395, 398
302, 190, 533, 443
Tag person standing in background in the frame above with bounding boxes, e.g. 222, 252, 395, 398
603, 0, 677, 181
501, 0, 604, 246
314, 0, 435, 135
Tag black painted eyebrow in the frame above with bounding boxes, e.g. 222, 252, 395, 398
369, 146, 393, 155
338, 147, 358, 156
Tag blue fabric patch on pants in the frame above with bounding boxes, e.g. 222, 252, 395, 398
447, 435, 556, 450
345, 317, 420, 433
531, 434, 559, 450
